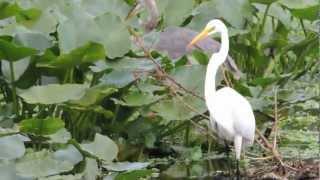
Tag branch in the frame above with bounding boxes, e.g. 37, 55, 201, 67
129, 27, 205, 101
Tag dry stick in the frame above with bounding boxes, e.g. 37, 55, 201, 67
247, 156, 273, 161
129, 27, 205, 101
222, 66, 232, 88
256, 129, 298, 171
272, 87, 278, 150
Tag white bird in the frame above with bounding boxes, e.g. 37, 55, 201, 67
187, 19, 256, 162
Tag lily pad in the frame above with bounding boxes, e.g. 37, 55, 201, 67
0, 135, 25, 160
170, 65, 206, 96
158, 0, 193, 26
1, 57, 30, 82
53, 145, 83, 165
100, 70, 135, 88
58, 11, 130, 58
37, 42, 105, 69
47, 128, 71, 144
83, 158, 100, 180
19, 84, 88, 104
0, 38, 37, 61
189, 0, 253, 30
19, 117, 65, 135
103, 162, 149, 172
81, 0, 130, 20
115, 169, 153, 180
151, 95, 206, 121
81, 133, 118, 162
113, 90, 163, 107
16, 149, 74, 178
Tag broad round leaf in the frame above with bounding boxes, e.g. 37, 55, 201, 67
189, 0, 253, 30
53, 145, 83, 165
58, 9, 131, 58
19, 84, 88, 104
91, 58, 156, 73
0, 39, 37, 61
20, 117, 65, 135
83, 158, 100, 180
103, 162, 150, 172
250, 0, 279, 4
16, 150, 74, 178
0, 135, 25, 160
81, 133, 118, 162
82, 0, 130, 19
170, 65, 206, 96
0, 161, 18, 180
115, 170, 153, 180
38, 42, 105, 69
38, 174, 83, 180
94, 13, 131, 58
158, 0, 193, 26
47, 128, 71, 144
1, 57, 30, 82
70, 85, 118, 107
100, 70, 135, 88
14, 32, 52, 51
113, 90, 163, 107
151, 95, 206, 121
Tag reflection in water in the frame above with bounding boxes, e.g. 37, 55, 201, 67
160, 157, 238, 179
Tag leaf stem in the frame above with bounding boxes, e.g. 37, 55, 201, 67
185, 120, 190, 147
299, 19, 307, 37
9, 61, 19, 116
111, 104, 120, 125
69, 68, 74, 83
258, 4, 271, 40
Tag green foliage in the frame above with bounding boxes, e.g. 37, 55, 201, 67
16, 149, 74, 178
0, 38, 37, 61
20, 117, 65, 135
115, 169, 153, 180
19, 84, 88, 104
0, 0, 318, 178
0, 135, 26, 160
81, 133, 118, 162
38, 42, 105, 69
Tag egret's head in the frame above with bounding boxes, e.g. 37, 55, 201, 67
187, 19, 226, 48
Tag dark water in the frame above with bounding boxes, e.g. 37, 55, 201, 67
159, 157, 240, 179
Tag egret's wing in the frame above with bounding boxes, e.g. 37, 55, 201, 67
211, 87, 255, 144
210, 116, 234, 142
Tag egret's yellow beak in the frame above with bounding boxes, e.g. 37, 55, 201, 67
187, 27, 214, 49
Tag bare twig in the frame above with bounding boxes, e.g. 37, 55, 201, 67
247, 156, 273, 160
222, 65, 232, 87
129, 27, 205, 101
255, 129, 298, 171
272, 87, 278, 150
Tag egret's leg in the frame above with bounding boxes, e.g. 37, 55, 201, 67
234, 135, 242, 160
234, 136, 242, 179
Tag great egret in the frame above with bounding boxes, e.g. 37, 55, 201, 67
187, 19, 255, 170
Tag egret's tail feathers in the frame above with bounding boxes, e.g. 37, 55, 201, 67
234, 135, 242, 160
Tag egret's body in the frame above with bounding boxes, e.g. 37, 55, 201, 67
188, 19, 255, 160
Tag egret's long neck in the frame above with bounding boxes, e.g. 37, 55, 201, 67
204, 27, 229, 108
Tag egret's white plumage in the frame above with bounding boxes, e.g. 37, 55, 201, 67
188, 19, 255, 160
